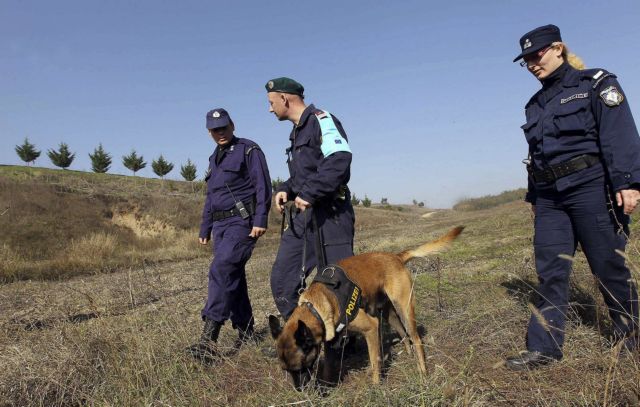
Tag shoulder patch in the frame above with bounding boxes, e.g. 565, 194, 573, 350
314, 110, 328, 119
315, 111, 351, 157
600, 86, 624, 107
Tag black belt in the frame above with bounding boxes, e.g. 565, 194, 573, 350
532, 154, 600, 184
212, 201, 255, 221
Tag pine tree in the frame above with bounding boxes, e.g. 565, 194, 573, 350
88, 143, 112, 173
362, 195, 372, 208
180, 159, 197, 181
122, 150, 146, 176
152, 155, 174, 179
15, 138, 41, 165
351, 193, 361, 207
47, 142, 75, 169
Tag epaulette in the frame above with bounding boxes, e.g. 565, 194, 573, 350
235, 138, 261, 156
582, 68, 616, 90
245, 145, 261, 156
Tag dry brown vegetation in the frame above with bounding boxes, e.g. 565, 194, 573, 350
0, 165, 282, 282
1, 166, 639, 406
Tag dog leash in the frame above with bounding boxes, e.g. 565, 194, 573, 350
298, 209, 308, 294
311, 210, 327, 270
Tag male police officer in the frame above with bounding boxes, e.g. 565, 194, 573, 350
266, 77, 355, 319
188, 108, 272, 360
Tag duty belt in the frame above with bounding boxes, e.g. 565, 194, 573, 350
532, 154, 600, 184
212, 201, 255, 221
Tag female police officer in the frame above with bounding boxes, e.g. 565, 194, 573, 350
507, 24, 640, 370
187, 108, 272, 360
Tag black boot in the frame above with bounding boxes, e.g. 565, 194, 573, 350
186, 318, 222, 362
505, 351, 560, 371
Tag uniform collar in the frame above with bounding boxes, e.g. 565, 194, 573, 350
297, 104, 316, 127
541, 61, 569, 88
213, 136, 238, 156
561, 64, 581, 88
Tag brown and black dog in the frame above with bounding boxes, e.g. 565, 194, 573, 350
269, 226, 464, 388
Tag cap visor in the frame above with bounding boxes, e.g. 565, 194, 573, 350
206, 116, 231, 129
513, 43, 551, 62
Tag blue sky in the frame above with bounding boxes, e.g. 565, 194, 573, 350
2, 0, 639, 208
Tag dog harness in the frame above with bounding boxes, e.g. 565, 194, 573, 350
312, 264, 362, 334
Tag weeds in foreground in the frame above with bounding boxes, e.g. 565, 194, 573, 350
1, 183, 640, 405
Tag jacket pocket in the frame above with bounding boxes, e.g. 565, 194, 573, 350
521, 118, 540, 144
553, 100, 589, 135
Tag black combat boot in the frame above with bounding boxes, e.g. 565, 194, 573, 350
186, 318, 222, 362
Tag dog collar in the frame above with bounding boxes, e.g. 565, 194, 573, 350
303, 301, 326, 341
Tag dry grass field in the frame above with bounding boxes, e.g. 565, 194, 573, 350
1, 166, 639, 406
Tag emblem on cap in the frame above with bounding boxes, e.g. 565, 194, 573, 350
523, 39, 532, 49
212, 111, 221, 118
600, 86, 624, 107
268, 81, 274, 90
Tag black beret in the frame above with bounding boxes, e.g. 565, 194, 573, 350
265, 77, 304, 96
513, 24, 562, 62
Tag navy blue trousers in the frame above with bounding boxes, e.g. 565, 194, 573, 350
271, 201, 355, 318
201, 216, 256, 330
527, 177, 639, 357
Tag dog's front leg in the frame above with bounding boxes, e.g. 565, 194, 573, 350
319, 340, 341, 387
358, 314, 381, 384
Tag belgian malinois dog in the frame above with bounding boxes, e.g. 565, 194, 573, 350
269, 226, 464, 388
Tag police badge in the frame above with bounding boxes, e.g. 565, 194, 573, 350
600, 86, 624, 107
212, 111, 221, 118
523, 38, 532, 49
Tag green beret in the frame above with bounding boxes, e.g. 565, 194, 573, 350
265, 77, 304, 96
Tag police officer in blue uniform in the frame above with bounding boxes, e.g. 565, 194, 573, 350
506, 25, 640, 370
188, 108, 272, 360
265, 77, 355, 319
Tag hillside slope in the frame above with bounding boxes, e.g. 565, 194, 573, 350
1, 194, 638, 406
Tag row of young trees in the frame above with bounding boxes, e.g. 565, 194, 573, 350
15, 139, 387, 202
14, 138, 198, 181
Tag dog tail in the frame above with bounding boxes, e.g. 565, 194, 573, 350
397, 226, 464, 264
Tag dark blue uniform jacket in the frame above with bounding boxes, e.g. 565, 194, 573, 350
276, 104, 352, 204
523, 63, 640, 203
199, 137, 272, 238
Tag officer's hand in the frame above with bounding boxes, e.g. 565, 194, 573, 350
199, 237, 209, 245
275, 191, 288, 213
294, 196, 311, 211
249, 226, 266, 238
616, 189, 640, 214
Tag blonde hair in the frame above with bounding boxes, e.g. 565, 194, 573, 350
554, 41, 585, 70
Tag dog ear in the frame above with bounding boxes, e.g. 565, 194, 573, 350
294, 320, 316, 351
268, 315, 282, 339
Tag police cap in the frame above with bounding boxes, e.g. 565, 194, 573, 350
206, 108, 231, 129
265, 77, 304, 96
513, 24, 562, 62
